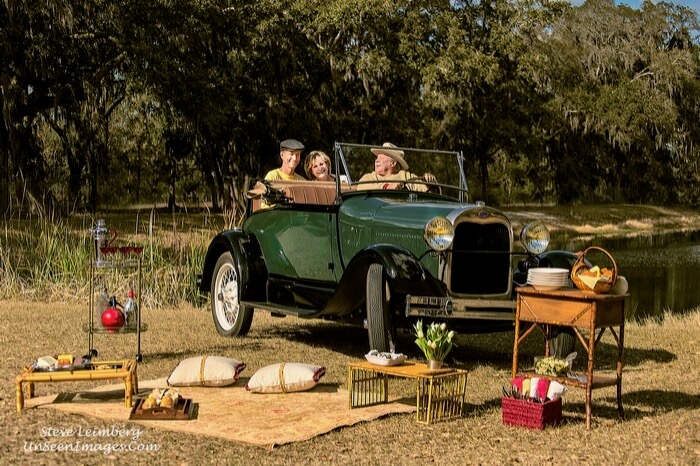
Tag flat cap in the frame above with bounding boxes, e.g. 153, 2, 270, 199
280, 139, 305, 151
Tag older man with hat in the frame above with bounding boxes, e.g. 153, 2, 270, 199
264, 139, 307, 181
357, 142, 437, 191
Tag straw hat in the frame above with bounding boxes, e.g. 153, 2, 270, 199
371, 143, 408, 170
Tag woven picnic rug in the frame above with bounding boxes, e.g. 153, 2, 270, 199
24, 378, 415, 448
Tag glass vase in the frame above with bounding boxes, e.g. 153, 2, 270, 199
427, 359, 443, 370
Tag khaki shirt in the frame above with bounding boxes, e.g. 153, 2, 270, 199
356, 170, 429, 192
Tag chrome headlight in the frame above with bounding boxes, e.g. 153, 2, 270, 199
520, 222, 550, 254
423, 217, 455, 252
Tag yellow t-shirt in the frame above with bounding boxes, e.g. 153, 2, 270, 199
258, 169, 306, 209
264, 169, 306, 181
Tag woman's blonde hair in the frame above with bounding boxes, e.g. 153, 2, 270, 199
304, 150, 332, 180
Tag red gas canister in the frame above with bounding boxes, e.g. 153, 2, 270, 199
101, 296, 125, 331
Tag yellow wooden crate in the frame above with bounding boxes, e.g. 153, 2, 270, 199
348, 361, 467, 424
416, 371, 467, 424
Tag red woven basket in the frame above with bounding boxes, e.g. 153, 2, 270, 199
502, 397, 562, 430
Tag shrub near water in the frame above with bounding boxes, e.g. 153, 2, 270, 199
0, 209, 225, 307
0, 215, 92, 299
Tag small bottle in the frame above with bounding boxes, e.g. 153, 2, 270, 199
96, 285, 109, 328
123, 287, 138, 329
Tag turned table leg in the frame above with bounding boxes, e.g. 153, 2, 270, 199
124, 377, 132, 407
585, 319, 596, 429
16, 380, 24, 412
132, 365, 139, 394
617, 321, 626, 420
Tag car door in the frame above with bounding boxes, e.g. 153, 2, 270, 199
278, 208, 337, 282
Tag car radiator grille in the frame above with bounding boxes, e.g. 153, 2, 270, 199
450, 222, 511, 294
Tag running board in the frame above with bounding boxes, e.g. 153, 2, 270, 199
240, 301, 319, 317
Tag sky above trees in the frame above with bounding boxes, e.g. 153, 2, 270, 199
570, 0, 699, 12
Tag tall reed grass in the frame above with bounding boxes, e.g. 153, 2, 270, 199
0, 207, 233, 308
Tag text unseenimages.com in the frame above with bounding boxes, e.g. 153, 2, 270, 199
24, 440, 161, 455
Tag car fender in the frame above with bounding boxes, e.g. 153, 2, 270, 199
514, 250, 580, 286
199, 229, 268, 301
323, 244, 445, 315
538, 250, 580, 269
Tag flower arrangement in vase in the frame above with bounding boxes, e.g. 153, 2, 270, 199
413, 320, 456, 369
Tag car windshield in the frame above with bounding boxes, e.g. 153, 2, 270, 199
334, 142, 469, 201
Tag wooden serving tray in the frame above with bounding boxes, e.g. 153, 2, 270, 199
129, 397, 194, 420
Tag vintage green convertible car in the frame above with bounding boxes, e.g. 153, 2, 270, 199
198, 142, 578, 353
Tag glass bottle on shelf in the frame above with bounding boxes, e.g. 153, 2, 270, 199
123, 287, 138, 329
96, 285, 109, 329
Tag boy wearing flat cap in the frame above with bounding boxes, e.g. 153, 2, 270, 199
264, 139, 307, 181
357, 142, 436, 191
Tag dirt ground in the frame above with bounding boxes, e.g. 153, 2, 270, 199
2, 300, 699, 465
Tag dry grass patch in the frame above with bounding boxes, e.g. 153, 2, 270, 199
571, 223, 622, 234
623, 219, 654, 229
503, 204, 700, 237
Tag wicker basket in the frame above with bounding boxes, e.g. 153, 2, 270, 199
570, 246, 618, 294
502, 396, 562, 430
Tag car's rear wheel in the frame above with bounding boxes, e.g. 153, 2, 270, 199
366, 263, 393, 352
211, 252, 254, 337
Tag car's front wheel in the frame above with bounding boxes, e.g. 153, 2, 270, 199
366, 263, 394, 352
211, 252, 254, 337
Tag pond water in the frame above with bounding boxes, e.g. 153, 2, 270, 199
550, 229, 700, 322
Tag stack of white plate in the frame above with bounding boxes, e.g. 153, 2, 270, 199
527, 268, 570, 291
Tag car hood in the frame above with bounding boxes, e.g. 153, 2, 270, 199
339, 194, 508, 229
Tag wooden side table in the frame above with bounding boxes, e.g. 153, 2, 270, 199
15, 359, 138, 412
512, 287, 627, 428
348, 360, 468, 424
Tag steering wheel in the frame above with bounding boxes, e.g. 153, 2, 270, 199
405, 176, 442, 195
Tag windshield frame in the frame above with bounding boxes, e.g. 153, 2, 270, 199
333, 142, 470, 203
